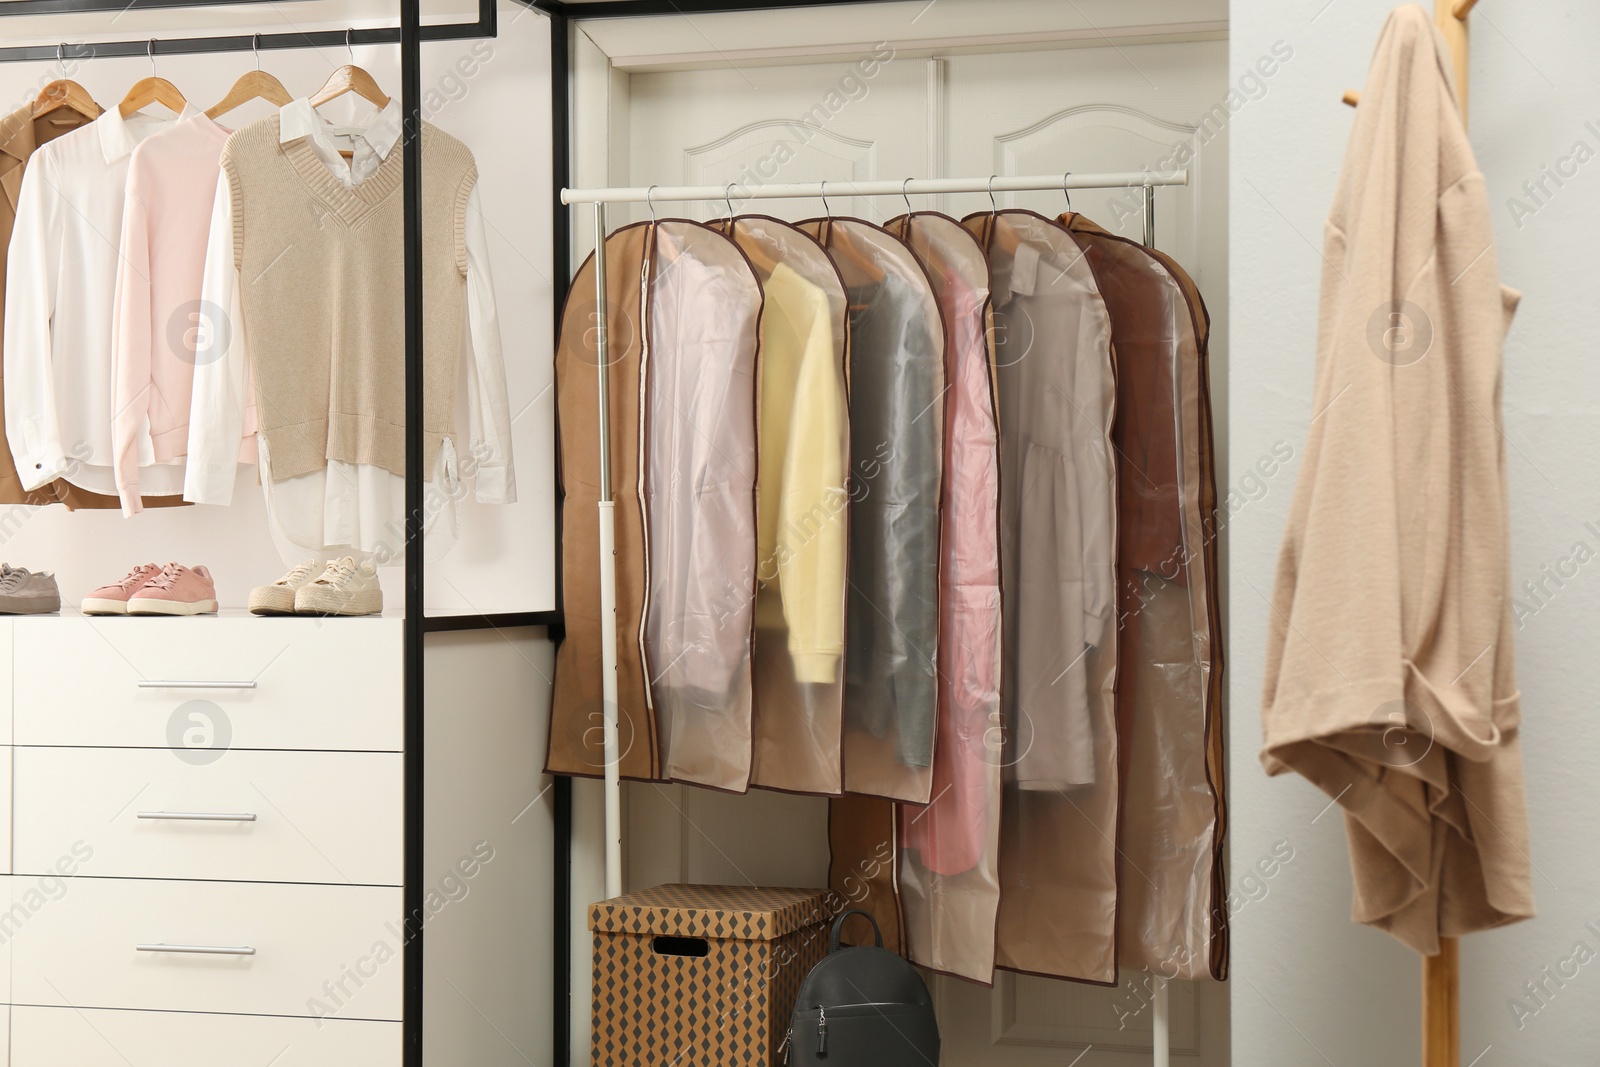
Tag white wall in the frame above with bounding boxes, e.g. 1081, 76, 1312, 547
423, 627, 553, 1065
0, 0, 554, 615
1230, 3, 1600, 1065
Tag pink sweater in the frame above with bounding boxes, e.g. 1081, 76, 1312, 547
112, 114, 256, 515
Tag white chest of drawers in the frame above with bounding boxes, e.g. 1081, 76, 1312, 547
0, 614, 406, 1064
0, 611, 549, 1066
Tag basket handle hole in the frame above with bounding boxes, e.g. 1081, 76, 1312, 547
651, 935, 710, 958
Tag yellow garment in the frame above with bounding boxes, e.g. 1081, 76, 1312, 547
754, 262, 848, 683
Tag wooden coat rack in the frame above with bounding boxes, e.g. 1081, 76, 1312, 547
1344, 3, 1479, 1066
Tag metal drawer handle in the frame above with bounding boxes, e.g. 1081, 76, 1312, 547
137, 811, 258, 823
137, 943, 256, 956
137, 680, 257, 690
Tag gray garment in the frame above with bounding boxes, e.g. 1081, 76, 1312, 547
843, 273, 942, 768
0, 564, 59, 614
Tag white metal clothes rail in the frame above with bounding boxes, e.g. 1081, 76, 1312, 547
560, 169, 1189, 1067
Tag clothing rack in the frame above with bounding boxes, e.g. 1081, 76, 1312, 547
560, 167, 1188, 1067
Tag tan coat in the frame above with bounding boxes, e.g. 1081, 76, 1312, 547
1260, 4, 1533, 954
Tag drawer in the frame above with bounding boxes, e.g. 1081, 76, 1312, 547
0, 747, 10, 874
14, 748, 402, 885
0, 618, 12, 742
8, 876, 403, 1021
11, 1005, 398, 1065
13, 616, 400, 751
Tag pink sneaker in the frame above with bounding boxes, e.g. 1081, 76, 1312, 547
82, 563, 163, 616
127, 563, 219, 616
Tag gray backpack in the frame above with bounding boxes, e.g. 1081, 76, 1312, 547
783, 909, 940, 1065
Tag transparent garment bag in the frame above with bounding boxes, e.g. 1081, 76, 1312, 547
884, 212, 1004, 985
798, 217, 945, 804
1060, 213, 1227, 981
708, 216, 851, 797
963, 210, 1121, 984
549, 224, 660, 782
643, 220, 764, 792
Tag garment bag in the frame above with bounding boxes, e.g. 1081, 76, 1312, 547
964, 209, 1121, 984
643, 220, 763, 792
1062, 212, 1227, 981
712, 216, 851, 796
885, 211, 1004, 984
549, 224, 658, 782
798, 217, 945, 804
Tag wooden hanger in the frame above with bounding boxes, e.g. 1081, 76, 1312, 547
118, 77, 187, 119
309, 33, 392, 110
811, 188, 885, 285
119, 40, 188, 119
32, 79, 100, 122
988, 213, 1022, 258
830, 224, 886, 285
718, 211, 783, 279
307, 34, 392, 160
207, 70, 292, 120
736, 231, 782, 278
308, 64, 391, 110
207, 35, 293, 121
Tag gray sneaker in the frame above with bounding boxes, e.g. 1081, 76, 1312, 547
0, 565, 60, 614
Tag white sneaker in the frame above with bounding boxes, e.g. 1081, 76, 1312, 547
249, 560, 322, 616
294, 557, 383, 616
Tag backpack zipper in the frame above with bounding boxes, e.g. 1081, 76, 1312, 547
818, 1005, 828, 1053
779, 1026, 792, 1065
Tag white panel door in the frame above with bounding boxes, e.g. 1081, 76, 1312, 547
603, 19, 1228, 1067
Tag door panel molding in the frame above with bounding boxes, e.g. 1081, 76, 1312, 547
993, 102, 1205, 269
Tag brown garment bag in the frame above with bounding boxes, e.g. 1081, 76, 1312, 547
548, 224, 658, 782
1061, 212, 1228, 981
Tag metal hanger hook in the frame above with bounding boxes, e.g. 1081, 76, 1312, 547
820, 180, 832, 218
646, 185, 658, 222
723, 182, 737, 224
56, 42, 65, 74
901, 177, 913, 214
253, 33, 262, 71
346, 28, 355, 64
988, 175, 998, 214
148, 38, 157, 79
1062, 172, 1073, 213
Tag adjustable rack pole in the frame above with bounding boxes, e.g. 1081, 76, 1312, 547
1143, 183, 1156, 248
592, 202, 623, 900
1153, 977, 1170, 1067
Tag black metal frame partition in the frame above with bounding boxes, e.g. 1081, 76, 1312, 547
0, 1, 528, 1063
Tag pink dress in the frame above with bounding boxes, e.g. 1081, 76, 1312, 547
900, 257, 1001, 876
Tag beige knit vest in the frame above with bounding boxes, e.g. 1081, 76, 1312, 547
220, 117, 476, 482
